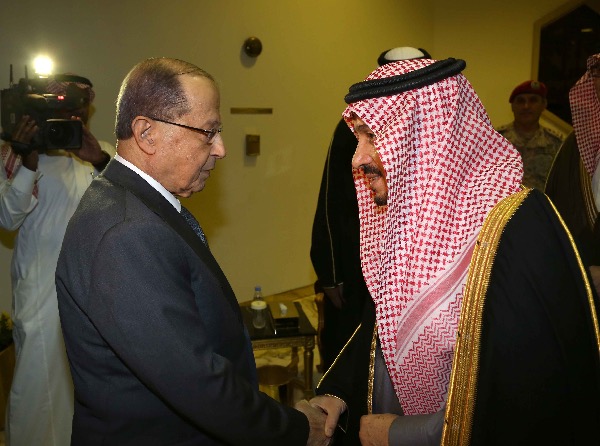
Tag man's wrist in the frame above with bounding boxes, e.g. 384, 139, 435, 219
92, 151, 110, 172
21, 153, 39, 171
324, 393, 348, 412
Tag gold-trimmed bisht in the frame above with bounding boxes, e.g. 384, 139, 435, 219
441, 188, 530, 446
441, 187, 600, 445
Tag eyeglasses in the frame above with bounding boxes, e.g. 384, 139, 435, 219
149, 116, 222, 144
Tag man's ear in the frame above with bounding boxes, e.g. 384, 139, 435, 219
132, 116, 156, 154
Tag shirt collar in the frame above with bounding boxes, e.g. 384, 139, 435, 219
113, 153, 181, 212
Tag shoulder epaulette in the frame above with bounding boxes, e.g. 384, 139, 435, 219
542, 126, 565, 142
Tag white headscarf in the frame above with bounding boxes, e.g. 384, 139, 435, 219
46, 74, 95, 102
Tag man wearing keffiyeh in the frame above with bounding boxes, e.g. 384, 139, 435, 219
546, 53, 600, 296
311, 57, 600, 446
311, 47, 432, 373
0, 74, 114, 446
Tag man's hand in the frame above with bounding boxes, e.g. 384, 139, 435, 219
323, 284, 345, 309
11, 115, 38, 145
10, 115, 39, 169
295, 399, 330, 446
359, 413, 399, 446
589, 265, 600, 296
308, 394, 347, 437
71, 120, 106, 165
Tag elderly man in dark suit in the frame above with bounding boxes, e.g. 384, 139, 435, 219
55, 57, 328, 446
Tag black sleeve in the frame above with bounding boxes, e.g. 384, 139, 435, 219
471, 189, 600, 445
545, 133, 600, 265
316, 299, 376, 445
310, 119, 360, 287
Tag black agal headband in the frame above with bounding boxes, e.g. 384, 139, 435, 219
344, 58, 466, 104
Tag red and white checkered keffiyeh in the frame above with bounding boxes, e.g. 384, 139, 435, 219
46, 75, 95, 103
570, 53, 600, 177
343, 58, 523, 415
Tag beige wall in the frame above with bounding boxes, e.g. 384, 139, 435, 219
0, 0, 434, 308
0, 0, 576, 311
433, 0, 569, 129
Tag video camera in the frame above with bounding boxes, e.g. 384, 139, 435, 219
1, 66, 92, 155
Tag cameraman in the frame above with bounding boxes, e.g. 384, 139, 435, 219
0, 116, 39, 226
0, 75, 114, 446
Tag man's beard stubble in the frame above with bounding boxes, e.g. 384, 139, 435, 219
360, 164, 388, 206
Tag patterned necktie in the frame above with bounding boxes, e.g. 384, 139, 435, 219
180, 206, 209, 248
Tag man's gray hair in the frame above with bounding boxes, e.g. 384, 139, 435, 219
115, 57, 215, 140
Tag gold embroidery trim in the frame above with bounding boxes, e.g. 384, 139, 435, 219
441, 188, 530, 446
442, 189, 600, 446
546, 196, 600, 354
579, 159, 599, 230
317, 323, 362, 388
367, 323, 377, 414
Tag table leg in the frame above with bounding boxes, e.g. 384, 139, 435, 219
303, 343, 314, 399
289, 347, 299, 376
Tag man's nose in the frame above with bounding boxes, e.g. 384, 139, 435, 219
211, 136, 226, 159
352, 142, 374, 169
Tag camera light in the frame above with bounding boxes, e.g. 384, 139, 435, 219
33, 55, 54, 76
58, 95, 65, 100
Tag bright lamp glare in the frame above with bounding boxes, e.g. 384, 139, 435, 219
33, 56, 54, 76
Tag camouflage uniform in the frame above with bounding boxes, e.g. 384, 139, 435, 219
497, 122, 563, 190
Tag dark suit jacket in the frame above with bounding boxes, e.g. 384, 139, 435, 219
56, 160, 308, 445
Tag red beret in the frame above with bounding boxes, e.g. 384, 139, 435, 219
509, 80, 547, 102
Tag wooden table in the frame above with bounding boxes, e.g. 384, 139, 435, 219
240, 296, 317, 400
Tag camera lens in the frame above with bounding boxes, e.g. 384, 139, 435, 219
46, 121, 75, 147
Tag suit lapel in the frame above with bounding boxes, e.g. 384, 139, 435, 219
101, 160, 237, 303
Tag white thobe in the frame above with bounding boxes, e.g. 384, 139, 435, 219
1, 142, 114, 446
